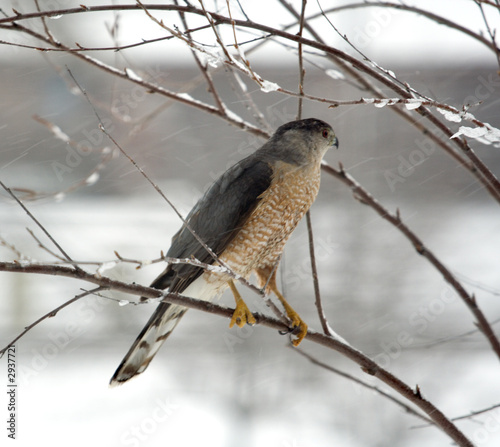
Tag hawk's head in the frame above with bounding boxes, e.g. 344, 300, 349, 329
260, 118, 338, 167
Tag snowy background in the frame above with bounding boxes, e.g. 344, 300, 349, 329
1, 1, 500, 446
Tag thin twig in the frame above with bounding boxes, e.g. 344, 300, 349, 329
0, 181, 77, 267
294, 347, 434, 425
33, 0, 57, 45
296, 0, 307, 120
26, 228, 68, 262
0, 235, 27, 261
175, 0, 224, 111
306, 2, 500, 56
412, 402, 500, 429
475, 0, 500, 75
0, 287, 105, 357
305, 211, 331, 335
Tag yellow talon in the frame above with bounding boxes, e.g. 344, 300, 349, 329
255, 266, 308, 346
282, 304, 308, 346
228, 280, 256, 328
269, 284, 308, 346
229, 298, 256, 328
291, 320, 308, 346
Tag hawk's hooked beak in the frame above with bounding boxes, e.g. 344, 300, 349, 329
331, 136, 339, 149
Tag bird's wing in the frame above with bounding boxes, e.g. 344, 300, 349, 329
152, 155, 273, 293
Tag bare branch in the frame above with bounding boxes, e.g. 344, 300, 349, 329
0, 4, 497, 445
412, 402, 500, 429
0, 181, 78, 266
2, 4, 499, 200
305, 211, 332, 336
306, 2, 500, 57
175, 0, 225, 112
294, 347, 434, 425
0, 287, 105, 357
0, 260, 475, 447
475, 0, 500, 73
320, 161, 500, 360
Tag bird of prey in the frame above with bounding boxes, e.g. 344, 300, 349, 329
110, 118, 338, 386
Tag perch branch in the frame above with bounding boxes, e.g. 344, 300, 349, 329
0, 260, 474, 447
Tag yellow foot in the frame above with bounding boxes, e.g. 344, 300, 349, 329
228, 280, 256, 328
229, 298, 256, 328
288, 312, 308, 346
279, 301, 308, 346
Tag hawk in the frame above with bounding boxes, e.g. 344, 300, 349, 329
110, 118, 338, 386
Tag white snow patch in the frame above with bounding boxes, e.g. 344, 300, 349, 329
124, 68, 143, 82
451, 124, 500, 145
405, 99, 423, 110
452, 126, 488, 139
195, 47, 223, 68
51, 125, 70, 143
437, 107, 462, 123
177, 92, 196, 102
373, 98, 398, 108
322, 322, 353, 347
96, 261, 117, 277
84, 172, 99, 186
223, 107, 245, 124
260, 80, 280, 93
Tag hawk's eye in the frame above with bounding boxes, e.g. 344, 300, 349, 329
322, 129, 329, 139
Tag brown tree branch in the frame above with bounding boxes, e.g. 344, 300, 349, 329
293, 347, 434, 425
174, 0, 225, 112
309, 2, 499, 56
0, 181, 79, 267
0, 5, 496, 445
0, 260, 474, 447
2, 4, 499, 201
305, 210, 331, 336
278, 0, 500, 204
320, 161, 500, 361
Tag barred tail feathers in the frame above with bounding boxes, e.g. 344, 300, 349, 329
109, 302, 187, 386
109, 273, 221, 386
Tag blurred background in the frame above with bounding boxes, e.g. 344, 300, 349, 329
1, 1, 500, 446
